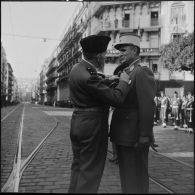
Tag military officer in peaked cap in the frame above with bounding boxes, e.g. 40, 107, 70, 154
68, 35, 132, 193
109, 31, 157, 193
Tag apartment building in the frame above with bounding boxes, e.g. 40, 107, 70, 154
39, 64, 48, 104
6, 63, 14, 103
1, 43, 7, 106
48, 1, 193, 103
12, 76, 19, 103
158, 1, 194, 96
46, 57, 58, 105
56, 2, 89, 102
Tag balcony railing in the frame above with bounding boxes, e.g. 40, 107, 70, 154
151, 18, 159, 26
46, 82, 57, 90
140, 48, 160, 56
46, 63, 57, 75
46, 72, 58, 83
154, 72, 160, 80
106, 49, 120, 57
122, 20, 129, 28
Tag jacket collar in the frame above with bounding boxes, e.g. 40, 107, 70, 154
113, 58, 141, 75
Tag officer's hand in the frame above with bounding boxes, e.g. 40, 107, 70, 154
107, 75, 119, 81
150, 143, 159, 152
119, 71, 131, 84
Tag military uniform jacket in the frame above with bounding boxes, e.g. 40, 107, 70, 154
68, 60, 130, 108
110, 60, 156, 146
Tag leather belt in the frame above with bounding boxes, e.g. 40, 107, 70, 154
74, 107, 107, 112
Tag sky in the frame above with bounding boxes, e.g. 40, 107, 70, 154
1, 1, 81, 79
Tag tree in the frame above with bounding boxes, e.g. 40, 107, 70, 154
159, 31, 194, 72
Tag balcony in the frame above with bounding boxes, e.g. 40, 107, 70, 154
46, 63, 57, 76
151, 18, 159, 26
58, 73, 69, 83
46, 72, 58, 84
154, 72, 160, 80
122, 20, 129, 28
46, 82, 57, 91
140, 48, 160, 56
106, 49, 120, 57
169, 71, 185, 80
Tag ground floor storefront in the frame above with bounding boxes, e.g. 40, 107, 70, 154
156, 80, 194, 97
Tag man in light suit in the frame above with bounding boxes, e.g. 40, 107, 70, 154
110, 32, 157, 193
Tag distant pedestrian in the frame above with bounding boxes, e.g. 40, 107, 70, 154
160, 91, 169, 128
68, 35, 131, 193
186, 92, 194, 133
171, 91, 180, 130
181, 95, 188, 128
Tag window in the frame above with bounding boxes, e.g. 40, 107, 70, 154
123, 14, 130, 27
151, 11, 158, 26
152, 64, 158, 73
172, 33, 182, 40
171, 3, 185, 25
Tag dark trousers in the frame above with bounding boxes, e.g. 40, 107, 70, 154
180, 109, 187, 126
186, 110, 193, 128
116, 144, 149, 194
68, 110, 109, 193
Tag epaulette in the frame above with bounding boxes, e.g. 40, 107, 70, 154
86, 67, 105, 79
87, 67, 96, 76
123, 64, 136, 74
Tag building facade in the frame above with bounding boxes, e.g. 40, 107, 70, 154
158, 1, 194, 96
39, 64, 48, 104
6, 63, 14, 104
56, 2, 89, 102
12, 76, 19, 103
1, 43, 7, 107
45, 1, 194, 103
46, 57, 58, 105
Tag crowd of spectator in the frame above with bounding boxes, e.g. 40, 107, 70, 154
154, 91, 194, 133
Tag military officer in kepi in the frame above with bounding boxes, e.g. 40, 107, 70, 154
109, 32, 158, 194
68, 35, 132, 193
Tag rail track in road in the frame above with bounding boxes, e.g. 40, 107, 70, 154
1, 104, 60, 192
108, 143, 193, 194
1, 104, 193, 193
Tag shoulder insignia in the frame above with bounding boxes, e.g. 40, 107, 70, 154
87, 67, 96, 76
129, 65, 135, 72
124, 65, 135, 74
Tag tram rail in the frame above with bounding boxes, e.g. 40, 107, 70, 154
1, 104, 60, 192
108, 146, 193, 194
1, 104, 21, 122
1, 104, 193, 193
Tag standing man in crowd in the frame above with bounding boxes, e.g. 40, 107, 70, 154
171, 91, 181, 130
109, 32, 157, 194
68, 35, 131, 193
160, 91, 169, 128
181, 95, 188, 128
186, 91, 194, 133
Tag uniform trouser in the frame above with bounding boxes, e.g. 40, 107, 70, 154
68, 110, 109, 193
186, 110, 193, 128
172, 107, 179, 126
160, 107, 167, 124
181, 109, 187, 126
116, 144, 149, 194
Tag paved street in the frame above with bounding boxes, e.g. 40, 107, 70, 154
1, 103, 194, 193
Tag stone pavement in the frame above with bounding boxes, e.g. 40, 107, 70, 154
1, 104, 194, 193
1, 104, 24, 188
